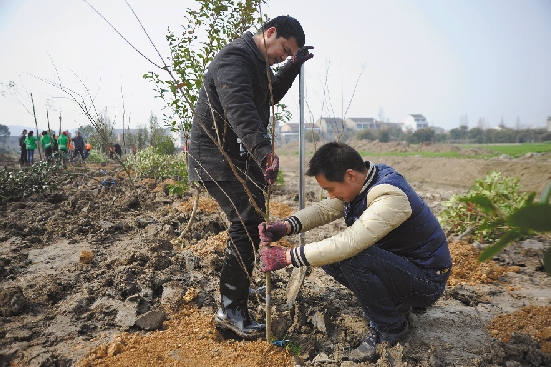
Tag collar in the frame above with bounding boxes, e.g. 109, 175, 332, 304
243, 31, 266, 63
349, 161, 377, 203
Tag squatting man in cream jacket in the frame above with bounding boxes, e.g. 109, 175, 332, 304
259, 142, 452, 362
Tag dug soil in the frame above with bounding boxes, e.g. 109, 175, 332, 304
1, 142, 551, 367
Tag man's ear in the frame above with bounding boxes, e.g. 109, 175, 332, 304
344, 169, 356, 181
266, 26, 277, 38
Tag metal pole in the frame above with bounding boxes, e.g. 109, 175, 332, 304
298, 65, 306, 227
285, 65, 308, 309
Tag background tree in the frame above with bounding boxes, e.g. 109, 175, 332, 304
468, 127, 484, 144
356, 128, 376, 141
408, 128, 435, 144
377, 129, 390, 143
87, 108, 114, 155
144, 0, 269, 136
0, 124, 10, 146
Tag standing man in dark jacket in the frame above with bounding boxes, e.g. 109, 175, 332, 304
19, 129, 27, 165
72, 132, 85, 160
188, 15, 313, 339
259, 143, 452, 361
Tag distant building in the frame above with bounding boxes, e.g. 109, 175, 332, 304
403, 114, 428, 131
277, 122, 320, 145
547, 116, 551, 132
345, 117, 402, 131
314, 117, 407, 140
315, 117, 347, 140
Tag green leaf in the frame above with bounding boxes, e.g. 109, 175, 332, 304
478, 230, 524, 262
506, 204, 551, 232
544, 247, 551, 276
479, 218, 506, 231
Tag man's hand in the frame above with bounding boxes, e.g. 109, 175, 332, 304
258, 222, 287, 246
258, 221, 288, 245
262, 153, 279, 185
291, 46, 314, 67
259, 245, 288, 272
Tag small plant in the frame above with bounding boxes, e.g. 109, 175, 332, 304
0, 162, 62, 205
124, 147, 188, 183
276, 170, 284, 186
271, 335, 301, 356
478, 180, 551, 275
438, 171, 530, 242
87, 150, 110, 164
166, 181, 188, 196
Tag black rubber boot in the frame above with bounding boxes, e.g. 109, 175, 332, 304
215, 245, 265, 339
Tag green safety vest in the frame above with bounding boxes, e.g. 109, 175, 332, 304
41, 135, 52, 149
24, 136, 37, 150
58, 135, 69, 150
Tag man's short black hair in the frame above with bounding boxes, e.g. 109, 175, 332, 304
306, 142, 367, 182
260, 15, 305, 48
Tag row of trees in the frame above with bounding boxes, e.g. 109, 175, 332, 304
0, 124, 10, 146
350, 126, 551, 144
76, 110, 175, 156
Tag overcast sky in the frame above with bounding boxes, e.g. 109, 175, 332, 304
1, 0, 550, 134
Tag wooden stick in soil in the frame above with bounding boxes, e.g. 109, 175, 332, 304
30, 93, 43, 161
264, 184, 272, 343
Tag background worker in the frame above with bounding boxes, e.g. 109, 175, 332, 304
40, 131, 53, 162
84, 140, 92, 159
188, 15, 314, 339
259, 142, 452, 361
57, 132, 69, 165
73, 131, 85, 160
19, 129, 27, 165
24, 131, 38, 165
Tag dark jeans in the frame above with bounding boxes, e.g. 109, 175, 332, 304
74, 148, 84, 159
20, 147, 27, 164
44, 147, 53, 162
322, 246, 449, 332
27, 149, 35, 164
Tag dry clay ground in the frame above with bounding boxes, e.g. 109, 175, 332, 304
1, 142, 551, 367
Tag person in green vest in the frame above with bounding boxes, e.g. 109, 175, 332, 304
57, 132, 69, 166
41, 131, 53, 162
24, 131, 38, 165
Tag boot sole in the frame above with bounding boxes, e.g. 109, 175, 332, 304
215, 317, 265, 340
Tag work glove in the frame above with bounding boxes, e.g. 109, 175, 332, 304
291, 46, 314, 67
259, 245, 288, 272
262, 152, 279, 185
259, 222, 288, 246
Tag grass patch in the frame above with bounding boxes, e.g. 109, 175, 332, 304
357, 151, 467, 158
279, 143, 551, 159
460, 143, 551, 157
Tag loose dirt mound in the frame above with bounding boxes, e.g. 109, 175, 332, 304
1, 151, 551, 367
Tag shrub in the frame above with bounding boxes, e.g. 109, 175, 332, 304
438, 171, 530, 242
0, 162, 62, 205
87, 150, 110, 163
124, 147, 188, 183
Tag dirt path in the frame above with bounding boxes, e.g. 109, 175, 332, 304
1, 150, 551, 367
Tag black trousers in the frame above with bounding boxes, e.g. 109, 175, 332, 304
202, 176, 266, 308
20, 147, 27, 164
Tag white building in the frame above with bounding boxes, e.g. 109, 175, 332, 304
276, 122, 320, 145
403, 114, 428, 131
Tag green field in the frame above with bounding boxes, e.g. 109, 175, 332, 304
280, 143, 551, 159
461, 143, 551, 157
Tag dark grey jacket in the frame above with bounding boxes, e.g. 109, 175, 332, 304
72, 135, 85, 150
188, 31, 300, 182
